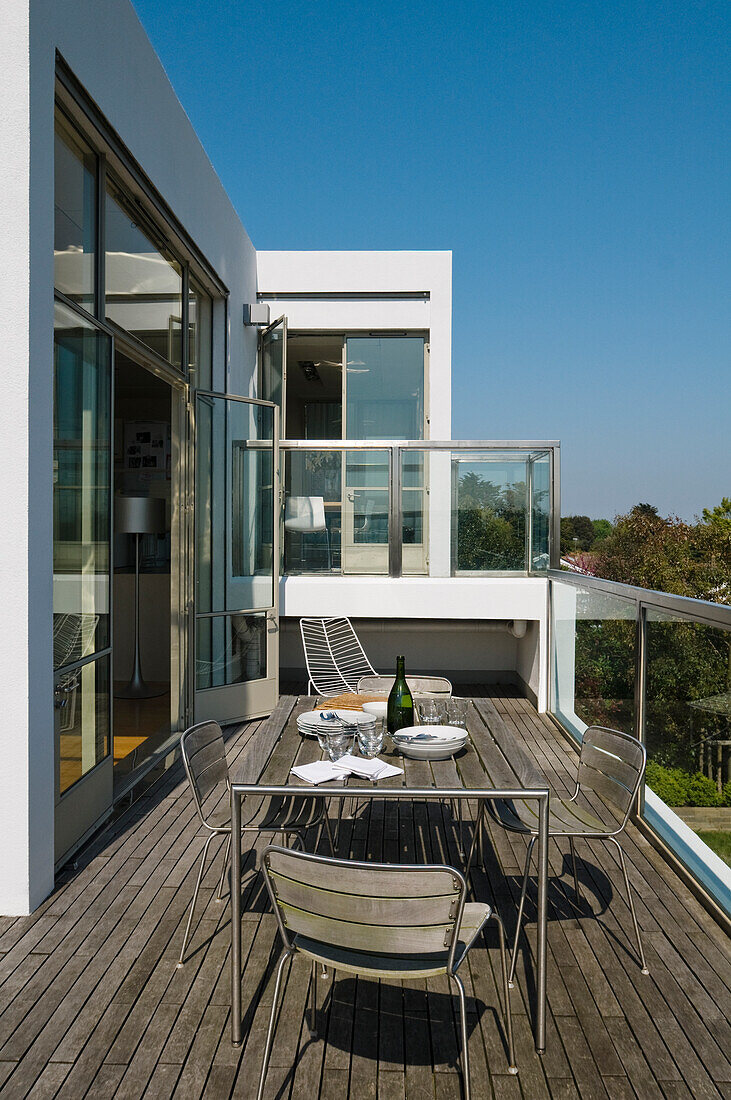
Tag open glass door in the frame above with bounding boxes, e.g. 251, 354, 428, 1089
259, 316, 287, 430
194, 393, 279, 723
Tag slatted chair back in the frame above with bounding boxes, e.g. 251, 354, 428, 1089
262, 846, 467, 968
577, 726, 646, 823
357, 674, 453, 696
181, 720, 230, 828
299, 616, 376, 696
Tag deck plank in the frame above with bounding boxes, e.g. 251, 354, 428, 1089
0, 690, 729, 1100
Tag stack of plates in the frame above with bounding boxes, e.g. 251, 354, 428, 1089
392, 725, 468, 760
297, 709, 374, 738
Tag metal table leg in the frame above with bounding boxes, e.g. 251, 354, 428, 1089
231, 791, 242, 1045
536, 791, 548, 1054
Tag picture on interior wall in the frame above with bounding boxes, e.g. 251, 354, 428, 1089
124, 421, 171, 480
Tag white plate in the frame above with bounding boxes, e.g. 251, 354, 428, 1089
392, 725, 468, 760
362, 701, 387, 718
297, 708, 375, 737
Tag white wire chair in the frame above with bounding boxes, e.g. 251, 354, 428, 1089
299, 616, 376, 697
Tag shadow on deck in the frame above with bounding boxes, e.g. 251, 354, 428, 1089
0, 688, 729, 1099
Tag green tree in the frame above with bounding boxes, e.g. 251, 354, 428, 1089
591, 518, 612, 544
561, 514, 595, 554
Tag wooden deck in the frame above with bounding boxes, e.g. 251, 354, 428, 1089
0, 688, 730, 1099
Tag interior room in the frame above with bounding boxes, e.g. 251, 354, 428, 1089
113, 351, 174, 788
285, 333, 343, 439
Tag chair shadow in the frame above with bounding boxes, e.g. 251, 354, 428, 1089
262, 974, 499, 1100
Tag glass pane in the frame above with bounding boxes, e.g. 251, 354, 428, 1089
346, 337, 424, 439
551, 581, 637, 741
53, 302, 111, 666
343, 450, 390, 573
189, 278, 212, 388
196, 613, 267, 690
54, 113, 96, 310
452, 455, 527, 572
531, 455, 551, 570
105, 178, 183, 366
56, 655, 110, 794
645, 612, 731, 818
283, 450, 342, 574
261, 322, 284, 416
196, 397, 274, 613
401, 450, 428, 575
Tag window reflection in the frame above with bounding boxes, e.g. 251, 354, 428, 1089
54, 113, 96, 309
105, 178, 183, 366
56, 656, 110, 794
346, 337, 424, 439
189, 278, 212, 388
53, 302, 111, 662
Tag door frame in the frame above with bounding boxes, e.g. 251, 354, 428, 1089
190, 391, 280, 725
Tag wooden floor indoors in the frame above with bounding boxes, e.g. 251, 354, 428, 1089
0, 688, 729, 1099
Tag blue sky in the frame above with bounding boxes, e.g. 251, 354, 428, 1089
133, 0, 729, 521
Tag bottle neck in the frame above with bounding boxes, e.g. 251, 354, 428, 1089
395, 655, 406, 678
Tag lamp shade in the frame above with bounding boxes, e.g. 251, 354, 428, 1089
115, 494, 166, 535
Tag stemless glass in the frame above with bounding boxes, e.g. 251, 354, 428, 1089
325, 726, 355, 762
447, 698, 469, 729
357, 718, 384, 759
416, 699, 440, 725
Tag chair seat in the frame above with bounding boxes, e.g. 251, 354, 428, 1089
204, 794, 326, 833
490, 795, 611, 837
291, 901, 492, 979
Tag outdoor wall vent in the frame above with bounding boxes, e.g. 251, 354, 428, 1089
243, 303, 271, 326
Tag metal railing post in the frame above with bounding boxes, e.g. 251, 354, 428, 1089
389, 445, 402, 577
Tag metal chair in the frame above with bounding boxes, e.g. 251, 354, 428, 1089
177, 721, 335, 967
357, 674, 453, 696
467, 725, 649, 982
256, 846, 517, 1100
299, 616, 376, 696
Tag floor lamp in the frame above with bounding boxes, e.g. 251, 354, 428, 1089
115, 495, 167, 700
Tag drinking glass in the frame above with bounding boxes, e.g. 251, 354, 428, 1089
447, 698, 469, 729
357, 719, 384, 759
324, 726, 355, 762
416, 699, 440, 725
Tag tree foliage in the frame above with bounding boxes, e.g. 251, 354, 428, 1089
592, 503, 731, 603
456, 473, 525, 570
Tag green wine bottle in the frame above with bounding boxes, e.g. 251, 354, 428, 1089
387, 655, 414, 734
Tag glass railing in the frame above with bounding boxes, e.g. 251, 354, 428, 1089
549, 570, 731, 919
280, 441, 559, 577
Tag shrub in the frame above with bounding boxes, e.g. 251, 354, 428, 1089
645, 761, 689, 806
686, 772, 722, 807
722, 781, 731, 808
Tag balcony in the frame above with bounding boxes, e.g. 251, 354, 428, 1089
0, 685, 728, 1097
281, 441, 559, 578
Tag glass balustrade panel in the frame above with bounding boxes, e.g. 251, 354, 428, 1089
283, 450, 343, 574
451, 454, 528, 574
531, 453, 551, 570
644, 611, 731, 860
551, 580, 637, 742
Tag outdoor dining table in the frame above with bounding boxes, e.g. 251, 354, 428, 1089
229, 697, 551, 1054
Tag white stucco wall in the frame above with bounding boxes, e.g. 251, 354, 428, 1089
1, 0, 263, 914
280, 576, 548, 706
256, 251, 452, 439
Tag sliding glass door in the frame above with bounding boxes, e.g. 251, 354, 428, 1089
53, 302, 113, 860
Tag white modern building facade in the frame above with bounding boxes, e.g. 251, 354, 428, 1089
4, 0, 727, 928
0, 0, 557, 914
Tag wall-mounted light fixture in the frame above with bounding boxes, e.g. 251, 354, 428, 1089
243, 303, 271, 326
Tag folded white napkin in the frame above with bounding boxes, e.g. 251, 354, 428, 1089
331, 754, 404, 781
290, 760, 351, 785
